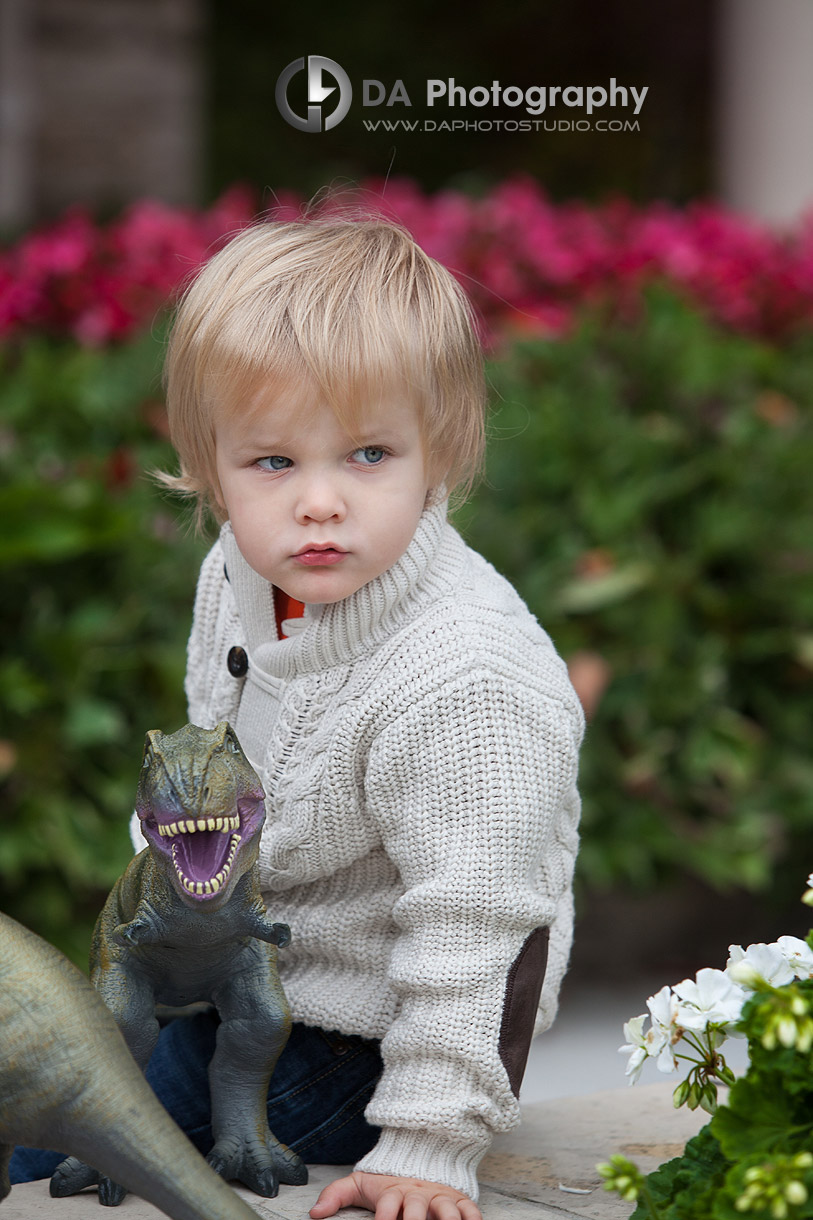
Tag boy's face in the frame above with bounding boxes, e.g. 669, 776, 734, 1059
214, 379, 433, 604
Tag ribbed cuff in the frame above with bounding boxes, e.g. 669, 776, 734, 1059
355, 1127, 487, 1201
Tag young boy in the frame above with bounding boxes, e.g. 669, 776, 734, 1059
156, 216, 585, 1220
13, 217, 584, 1219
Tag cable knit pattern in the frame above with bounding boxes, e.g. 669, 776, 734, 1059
183, 500, 584, 1199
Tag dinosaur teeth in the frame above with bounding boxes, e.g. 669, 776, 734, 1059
158, 816, 240, 838
171, 833, 240, 897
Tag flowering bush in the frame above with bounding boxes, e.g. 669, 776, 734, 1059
3, 177, 813, 347
0, 186, 258, 346
599, 879, 813, 1218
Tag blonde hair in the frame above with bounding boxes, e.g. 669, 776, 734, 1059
161, 217, 486, 525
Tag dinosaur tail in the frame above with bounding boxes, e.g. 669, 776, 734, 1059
50, 1083, 264, 1220
0, 913, 262, 1220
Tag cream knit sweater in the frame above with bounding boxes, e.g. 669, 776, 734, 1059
181, 499, 583, 1198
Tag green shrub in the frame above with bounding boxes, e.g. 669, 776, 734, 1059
0, 330, 207, 962
458, 288, 813, 898
2, 288, 812, 963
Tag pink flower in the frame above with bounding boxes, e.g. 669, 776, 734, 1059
3, 178, 813, 345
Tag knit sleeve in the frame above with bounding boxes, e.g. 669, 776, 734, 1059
355, 669, 582, 1199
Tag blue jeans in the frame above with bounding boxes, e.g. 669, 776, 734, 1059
10, 1014, 383, 1184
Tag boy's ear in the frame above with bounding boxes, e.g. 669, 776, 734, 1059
425, 483, 448, 509
424, 455, 451, 506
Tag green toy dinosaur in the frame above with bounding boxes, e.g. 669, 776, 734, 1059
51, 720, 307, 1206
0, 910, 263, 1219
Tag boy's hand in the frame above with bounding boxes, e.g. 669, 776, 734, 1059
310, 1170, 483, 1220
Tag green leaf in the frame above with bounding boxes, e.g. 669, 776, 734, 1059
631, 1125, 727, 1220
64, 698, 127, 748
712, 1075, 806, 1160
553, 562, 654, 614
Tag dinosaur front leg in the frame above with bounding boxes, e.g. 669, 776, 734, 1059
207, 945, 307, 1197
112, 897, 167, 950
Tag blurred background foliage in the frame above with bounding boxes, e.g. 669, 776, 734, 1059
2, 285, 812, 963
459, 290, 813, 904
0, 330, 207, 962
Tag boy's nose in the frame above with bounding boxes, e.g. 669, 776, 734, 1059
294, 475, 347, 525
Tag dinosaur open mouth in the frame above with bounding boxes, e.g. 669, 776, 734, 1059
158, 821, 242, 897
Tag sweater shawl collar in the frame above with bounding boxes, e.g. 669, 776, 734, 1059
220, 499, 458, 680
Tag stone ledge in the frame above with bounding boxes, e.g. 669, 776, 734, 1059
4, 1084, 707, 1220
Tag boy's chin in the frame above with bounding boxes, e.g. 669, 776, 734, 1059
274, 572, 369, 605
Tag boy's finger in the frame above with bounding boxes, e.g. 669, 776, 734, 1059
429, 1197, 468, 1220
374, 1185, 410, 1220
310, 1176, 361, 1217
401, 1189, 430, 1220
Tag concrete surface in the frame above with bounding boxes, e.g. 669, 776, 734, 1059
4, 1083, 708, 1220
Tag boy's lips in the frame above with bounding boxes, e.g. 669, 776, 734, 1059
293, 545, 348, 567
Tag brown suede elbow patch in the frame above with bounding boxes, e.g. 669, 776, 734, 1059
498, 926, 550, 1097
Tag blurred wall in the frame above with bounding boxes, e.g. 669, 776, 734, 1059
716, 0, 813, 225
0, 0, 204, 230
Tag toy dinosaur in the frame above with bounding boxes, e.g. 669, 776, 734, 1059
0, 910, 263, 1219
51, 720, 307, 1206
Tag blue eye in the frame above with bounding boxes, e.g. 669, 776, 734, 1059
353, 447, 386, 465
257, 456, 292, 471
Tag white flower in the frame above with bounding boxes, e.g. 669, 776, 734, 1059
619, 989, 682, 1083
673, 967, 747, 1032
619, 1014, 650, 1084
646, 985, 682, 1074
727, 943, 795, 989
776, 936, 813, 979
727, 959, 764, 989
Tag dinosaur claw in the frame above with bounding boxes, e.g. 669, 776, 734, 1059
205, 1151, 228, 1178
114, 918, 151, 947
279, 1158, 309, 1186
50, 1156, 100, 1197
272, 923, 291, 948
248, 1168, 280, 1199
49, 1157, 127, 1206
206, 1134, 306, 1197
99, 1176, 128, 1206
